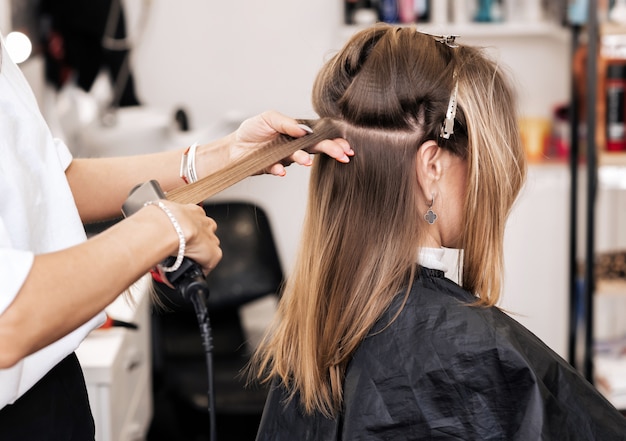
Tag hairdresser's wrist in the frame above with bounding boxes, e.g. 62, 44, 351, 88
192, 134, 235, 181
134, 202, 183, 262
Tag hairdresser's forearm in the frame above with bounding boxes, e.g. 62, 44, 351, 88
67, 136, 233, 223
0, 207, 177, 368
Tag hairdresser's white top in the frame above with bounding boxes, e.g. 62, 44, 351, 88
0, 40, 104, 408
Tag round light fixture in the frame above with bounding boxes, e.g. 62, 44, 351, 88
5, 31, 33, 64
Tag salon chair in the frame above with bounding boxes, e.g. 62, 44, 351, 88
147, 201, 284, 441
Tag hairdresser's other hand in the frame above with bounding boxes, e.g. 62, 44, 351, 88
146, 201, 222, 280
233, 110, 353, 176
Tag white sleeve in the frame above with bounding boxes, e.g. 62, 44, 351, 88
54, 136, 73, 171
0, 219, 105, 408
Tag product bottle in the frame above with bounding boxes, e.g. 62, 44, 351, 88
605, 62, 626, 151
451, 0, 470, 24
415, 0, 429, 22
548, 104, 571, 160
379, 0, 398, 23
474, 0, 494, 22
398, 0, 416, 23
345, 0, 358, 24
430, 0, 448, 24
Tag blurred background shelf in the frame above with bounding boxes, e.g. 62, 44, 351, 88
339, 21, 569, 41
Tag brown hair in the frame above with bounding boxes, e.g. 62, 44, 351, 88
251, 24, 526, 417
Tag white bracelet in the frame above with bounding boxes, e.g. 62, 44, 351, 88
144, 200, 186, 272
179, 142, 199, 184
188, 142, 198, 183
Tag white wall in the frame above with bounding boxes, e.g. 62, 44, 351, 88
0, 0, 9, 33
126, 0, 342, 126
501, 164, 571, 357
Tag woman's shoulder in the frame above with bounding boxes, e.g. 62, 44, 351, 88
344, 270, 626, 440
374, 270, 564, 365
373, 270, 498, 345
355, 269, 580, 401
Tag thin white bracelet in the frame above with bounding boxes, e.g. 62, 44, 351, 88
187, 142, 198, 183
179, 147, 189, 183
144, 200, 186, 272
179, 142, 199, 184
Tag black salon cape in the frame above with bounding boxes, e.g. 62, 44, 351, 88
256, 268, 626, 440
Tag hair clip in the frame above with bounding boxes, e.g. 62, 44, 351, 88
440, 75, 459, 139
419, 31, 461, 48
416, 29, 460, 138
436, 35, 460, 48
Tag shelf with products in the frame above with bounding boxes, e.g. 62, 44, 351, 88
569, 1, 626, 409
341, 0, 568, 41
575, 22, 626, 163
339, 21, 570, 42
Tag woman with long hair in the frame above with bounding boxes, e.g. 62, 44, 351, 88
251, 24, 626, 440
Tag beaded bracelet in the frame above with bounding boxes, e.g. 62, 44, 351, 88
144, 200, 186, 272
179, 142, 199, 184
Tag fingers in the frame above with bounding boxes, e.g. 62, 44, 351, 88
260, 110, 311, 138
202, 241, 222, 275
194, 214, 222, 274
290, 150, 314, 167
267, 163, 287, 177
264, 138, 354, 177
264, 151, 311, 176
243, 111, 354, 176
308, 138, 354, 163
234, 110, 304, 150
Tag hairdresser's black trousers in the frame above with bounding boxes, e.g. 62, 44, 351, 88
0, 352, 95, 440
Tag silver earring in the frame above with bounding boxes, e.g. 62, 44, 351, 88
424, 194, 437, 225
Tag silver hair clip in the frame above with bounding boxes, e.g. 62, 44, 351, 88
440, 75, 458, 139
420, 31, 460, 48
433, 35, 460, 48
417, 29, 460, 139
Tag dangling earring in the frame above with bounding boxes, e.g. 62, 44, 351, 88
424, 194, 438, 225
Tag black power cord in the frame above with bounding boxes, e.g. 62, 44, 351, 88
164, 257, 217, 441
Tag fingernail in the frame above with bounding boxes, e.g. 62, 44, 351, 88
338, 154, 350, 163
298, 123, 313, 134
336, 139, 353, 155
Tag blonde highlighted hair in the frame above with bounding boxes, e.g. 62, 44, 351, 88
250, 24, 526, 417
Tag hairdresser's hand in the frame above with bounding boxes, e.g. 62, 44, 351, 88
146, 201, 222, 280
233, 110, 353, 176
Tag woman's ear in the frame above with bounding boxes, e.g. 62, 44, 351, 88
415, 140, 444, 202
